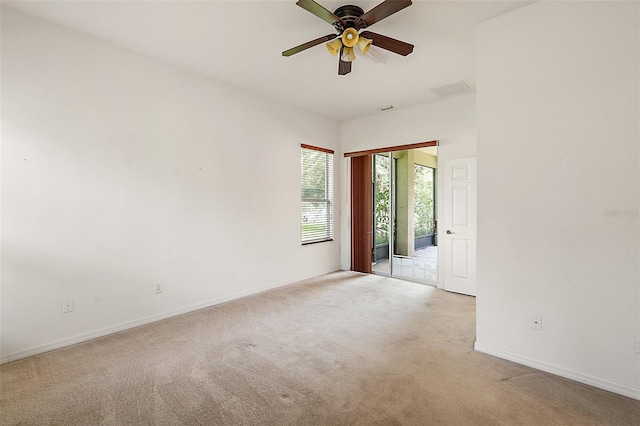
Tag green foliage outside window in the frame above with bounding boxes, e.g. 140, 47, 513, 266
374, 155, 390, 245
373, 156, 435, 246
414, 164, 435, 237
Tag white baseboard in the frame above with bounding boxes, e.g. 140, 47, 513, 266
1, 270, 341, 364
474, 341, 640, 401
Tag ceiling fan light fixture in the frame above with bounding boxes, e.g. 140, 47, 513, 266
356, 36, 372, 54
341, 27, 359, 47
341, 46, 356, 62
326, 38, 343, 56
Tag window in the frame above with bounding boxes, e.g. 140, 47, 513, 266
301, 144, 334, 244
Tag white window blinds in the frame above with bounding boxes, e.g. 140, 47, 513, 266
301, 144, 334, 244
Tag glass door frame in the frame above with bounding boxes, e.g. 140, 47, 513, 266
388, 150, 438, 285
371, 152, 393, 276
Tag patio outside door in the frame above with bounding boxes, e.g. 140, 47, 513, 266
389, 150, 437, 284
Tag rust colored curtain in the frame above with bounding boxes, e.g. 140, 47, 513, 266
351, 155, 372, 273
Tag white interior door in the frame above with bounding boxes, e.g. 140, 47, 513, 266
442, 157, 477, 296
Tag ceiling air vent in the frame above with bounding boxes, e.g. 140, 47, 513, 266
431, 81, 471, 98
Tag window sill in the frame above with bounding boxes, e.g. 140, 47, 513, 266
302, 239, 334, 246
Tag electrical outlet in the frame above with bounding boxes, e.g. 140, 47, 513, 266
154, 282, 163, 294
635, 336, 640, 354
62, 299, 74, 314
530, 315, 542, 330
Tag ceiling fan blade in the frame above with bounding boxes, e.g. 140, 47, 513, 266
296, 0, 345, 28
360, 31, 413, 56
282, 34, 338, 57
338, 47, 352, 75
355, 0, 412, 29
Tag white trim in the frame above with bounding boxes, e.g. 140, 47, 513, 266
474, 341, 640, 401
1, 271, 340, 364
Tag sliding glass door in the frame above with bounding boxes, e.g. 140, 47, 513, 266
371, 149, 438, 284
372, 153, 391, 274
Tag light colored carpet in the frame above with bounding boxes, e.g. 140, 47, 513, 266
1, 272, 639, 425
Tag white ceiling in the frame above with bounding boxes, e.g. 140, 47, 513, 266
4, 0, 533, 121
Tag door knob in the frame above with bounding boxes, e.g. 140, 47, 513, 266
446, 230, 453, 234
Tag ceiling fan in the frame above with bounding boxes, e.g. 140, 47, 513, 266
282, 0, 414, 75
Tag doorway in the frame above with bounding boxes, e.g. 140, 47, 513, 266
371, 148, 438, 285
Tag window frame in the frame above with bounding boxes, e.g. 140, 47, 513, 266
300, 144, 334, 245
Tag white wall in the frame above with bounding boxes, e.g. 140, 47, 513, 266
476, 1, 639, 399
339, 93, 476, 286
0, 8, 341, 361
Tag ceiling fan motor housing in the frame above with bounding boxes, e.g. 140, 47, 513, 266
334, 5, 364, 30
